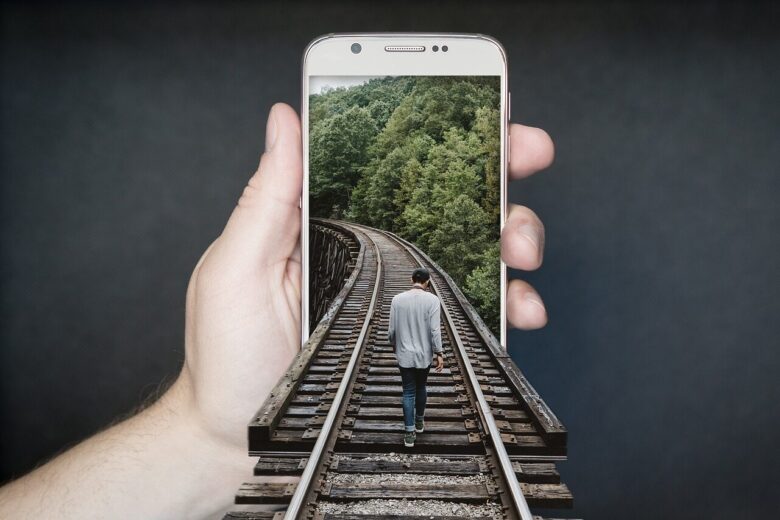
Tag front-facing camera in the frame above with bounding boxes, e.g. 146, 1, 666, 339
351, 43, 362, 54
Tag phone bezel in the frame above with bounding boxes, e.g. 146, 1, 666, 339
301, 33, 509, 348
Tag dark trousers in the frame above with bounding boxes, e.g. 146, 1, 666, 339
399, 366, 431, 432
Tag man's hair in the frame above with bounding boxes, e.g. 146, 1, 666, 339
412, 268, 431, 284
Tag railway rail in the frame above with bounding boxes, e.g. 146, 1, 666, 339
224, 220, 576, 520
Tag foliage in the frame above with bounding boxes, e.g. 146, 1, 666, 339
310, 76, 501, 334
464, 242, 502, 333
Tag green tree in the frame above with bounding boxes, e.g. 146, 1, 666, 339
464, 242, 501, 332
426, 194, 491, 284
309, 105, 377, 217
473, 106, 501, 228
309, 75, 502, 334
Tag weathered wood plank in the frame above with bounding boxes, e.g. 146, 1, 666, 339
235, 482, 296, 504
502, 434, 563, 456
513, 462, 561, 483
222, 512, 282, 520
356, 395, 467, 407
496, 409, 530, 420
289, 394, 334, 405
361, 385, 460, 395
332, 458, 483, 475
278, 417, 326, 429
253, 456, 307, 476
341, 432, 479, 451
352, 419, 473, 433
358, 375, 457, 385
269, 429, 320, 443
521, 482, 573, 508
366, 367, 454, 375
348, 406, 472, 420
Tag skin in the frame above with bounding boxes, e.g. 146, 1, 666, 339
0, 103, 554, 519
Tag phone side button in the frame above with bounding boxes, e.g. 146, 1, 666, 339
507, 91, 511, 165
507, 128, 511, 166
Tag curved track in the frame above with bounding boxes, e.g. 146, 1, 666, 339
227, 220, 574, 520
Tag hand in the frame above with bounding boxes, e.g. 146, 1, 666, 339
502, 124, 555, 330
435, 354, 445, 372
0, 102, 305, 520
174, 103, 304, 453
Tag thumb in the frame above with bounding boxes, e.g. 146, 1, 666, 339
218, 103, 302, 270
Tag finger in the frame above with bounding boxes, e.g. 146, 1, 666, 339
501, 204, 545, 270
507, 279, 547, 330
219, 103, 302, 268
509, 123, 555, 180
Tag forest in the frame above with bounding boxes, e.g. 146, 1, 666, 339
309, 76, 501, 335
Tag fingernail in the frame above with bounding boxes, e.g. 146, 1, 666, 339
265, 105, 278, 152
523, 290, 545, 311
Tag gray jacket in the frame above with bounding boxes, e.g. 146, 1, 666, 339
387, 287, 443, 368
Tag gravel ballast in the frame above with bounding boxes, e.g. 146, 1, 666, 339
321, 455, 501, 517
316, 498, 503, 518
326, 472, 490, 486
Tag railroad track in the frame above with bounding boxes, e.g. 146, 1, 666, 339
225, 220, 576, 520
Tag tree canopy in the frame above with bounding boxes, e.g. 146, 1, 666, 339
310, 76, 501, 335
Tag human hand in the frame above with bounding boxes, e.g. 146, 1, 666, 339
435, 354, 444, 372
0, 103, 306, 520
174, 103, 304, 454
502, 124, 555, 330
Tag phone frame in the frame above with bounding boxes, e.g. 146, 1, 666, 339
301, 33, 509, 348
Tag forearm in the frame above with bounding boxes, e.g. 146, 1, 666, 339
431, 326, 443, 353
0, 374, 248, 520
430, 305, 442, 353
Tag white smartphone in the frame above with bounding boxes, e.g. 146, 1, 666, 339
301, 33, 508, 348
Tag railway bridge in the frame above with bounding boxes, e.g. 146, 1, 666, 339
224, 219, 576, 520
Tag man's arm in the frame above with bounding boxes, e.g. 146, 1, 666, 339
429, 299, 444, 371
0, 103, 306, 520
430, 299, 443, 354
388, 297, 396, 348
0, 375, 246, 519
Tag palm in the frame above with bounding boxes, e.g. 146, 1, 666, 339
182, 225, 301, 450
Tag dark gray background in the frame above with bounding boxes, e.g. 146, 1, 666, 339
2, 1, 778, 518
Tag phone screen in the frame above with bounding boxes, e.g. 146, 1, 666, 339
307, 75, 501, 338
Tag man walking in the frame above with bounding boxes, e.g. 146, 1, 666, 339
388, 268, 445, 448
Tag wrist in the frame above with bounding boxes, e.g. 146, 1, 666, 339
163, 370, 248, 475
